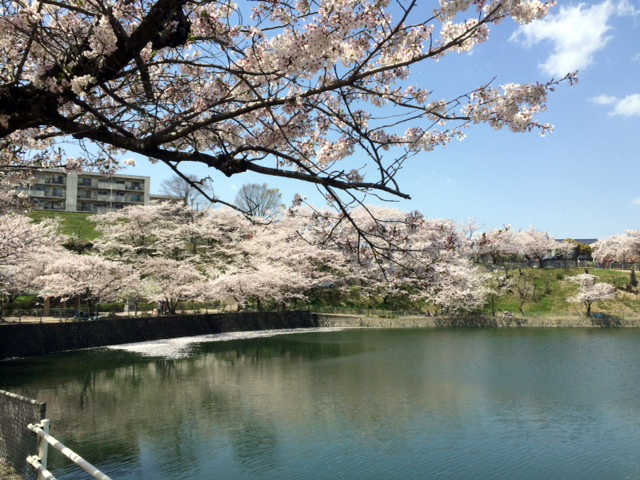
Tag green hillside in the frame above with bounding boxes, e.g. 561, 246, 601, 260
29, 211, 99, 241
484, 267, 640, 318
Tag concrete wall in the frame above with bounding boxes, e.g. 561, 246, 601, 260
0, 311, 317, 360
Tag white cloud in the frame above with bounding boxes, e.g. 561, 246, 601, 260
615, 0, 640, 15
632, 197, 640, 206
591, 93, 640, 116
610, 94, 640, 116
512, 0, 634, 77
590, 94, 617, 105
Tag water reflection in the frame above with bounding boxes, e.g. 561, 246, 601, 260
1, 328, 640, 479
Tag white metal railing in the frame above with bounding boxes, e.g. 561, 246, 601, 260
27, 421, 112, 480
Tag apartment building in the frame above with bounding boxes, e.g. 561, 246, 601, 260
23, 170, 152, 213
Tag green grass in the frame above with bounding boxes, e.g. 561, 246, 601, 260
485, 267, 640, 317
29, 211, 99, 240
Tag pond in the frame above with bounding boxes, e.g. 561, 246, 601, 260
1, 327, 640, 479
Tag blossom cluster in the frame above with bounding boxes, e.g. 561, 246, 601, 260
0, 0, 572, 212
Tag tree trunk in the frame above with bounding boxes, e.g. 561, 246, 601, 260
586, 303, 591, 317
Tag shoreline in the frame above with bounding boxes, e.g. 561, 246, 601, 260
315, 314, 640, 328
3, 311, 639, 360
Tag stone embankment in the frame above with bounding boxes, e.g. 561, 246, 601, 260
315, 314, 640, 329
2, 311, 638, 360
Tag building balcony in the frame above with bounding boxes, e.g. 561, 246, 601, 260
111, 182, 128, 191
31, 190, 65, 198
78, 205, 95, 213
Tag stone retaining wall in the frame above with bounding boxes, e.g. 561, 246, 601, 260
314, 314, 640, 328
2, 312, 637, 360
0, 311, 317, 360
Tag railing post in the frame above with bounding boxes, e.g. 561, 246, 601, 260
37, 419, 50, 480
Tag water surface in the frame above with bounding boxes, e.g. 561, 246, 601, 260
1, 328, 640, 479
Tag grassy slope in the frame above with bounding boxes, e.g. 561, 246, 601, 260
29, 211, 99, 240
486, 268, 640, 317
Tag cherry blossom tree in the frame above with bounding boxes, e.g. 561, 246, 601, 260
211, 210, 348, 309
91, 202, 198, 259
35, 252, 138, 315
517, 226, 557, 268
298, 205, 487, 312
0, 0, 573, 214
0, 213, 64, 315
592, 233, 640, 287
592, 234, 639, 264
0, 213, 61, 265
139, 257, 211, 313
566, 274, 616, 318
91, 203, 253, 306
473, 225, 519, 265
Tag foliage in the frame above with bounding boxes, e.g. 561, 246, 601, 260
563, 238, 592, 258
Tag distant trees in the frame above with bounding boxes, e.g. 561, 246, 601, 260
160, 174, 214, 209
234, 184, 282, 219
592, 233, 640, 264
474, 225, 519, 264
563, 239, 592, 259
3, 205, 635, 317
517, 226, 558, 268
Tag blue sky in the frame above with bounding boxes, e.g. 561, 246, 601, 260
122, 0, 640, 240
